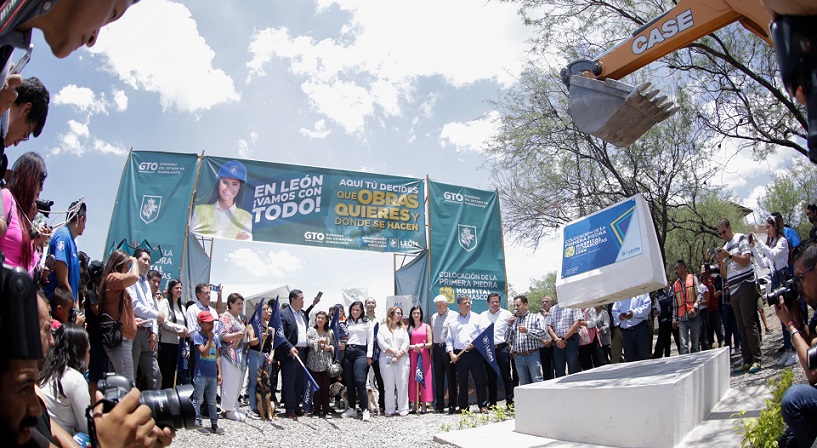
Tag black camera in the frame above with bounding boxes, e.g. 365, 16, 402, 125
764, 279, 799, 307
94, 374, 196, 430
808, 346, 817, 371
35, 199, 53, 217
0, 253, 43, 361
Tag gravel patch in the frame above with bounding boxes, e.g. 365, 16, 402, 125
171, 306, 806, 447
172, 407, 471, 448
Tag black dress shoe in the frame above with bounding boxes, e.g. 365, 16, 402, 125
284, 413, 298, 419
294, 408, 305, 416
448, 408, 460, 415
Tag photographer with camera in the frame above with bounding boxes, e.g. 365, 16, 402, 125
775, 239, 817, 447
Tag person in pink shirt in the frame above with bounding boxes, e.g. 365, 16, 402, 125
407, 305, 432, 414
0, 152, 49, 275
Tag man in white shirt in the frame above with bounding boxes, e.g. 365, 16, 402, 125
431, 295, 457, 414
538, 296, 555, 379
715, 218, 762, 373
185, 283, 219, 381
481, 293, 513, 408
612, 294, 653, 362
127, 249, 164, 390
446, 295, 488, 414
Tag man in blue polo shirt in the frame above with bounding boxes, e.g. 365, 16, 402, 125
43, 200, 85, 303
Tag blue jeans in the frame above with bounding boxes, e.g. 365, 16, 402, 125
514, 352, 543, 385
193, 375, 218, 426
679, 314, 701, 354
247, 349, 264, 412
553, 334, 580, 377
781, 384, 817, 448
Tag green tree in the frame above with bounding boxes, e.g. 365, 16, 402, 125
663, 192, 747, 277
520, 271, 556, 312
758, 163, 817, 238
504, 0, 809, 160
487, 65, 719, 268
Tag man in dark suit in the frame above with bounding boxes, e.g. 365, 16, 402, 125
275, 289, 309, 418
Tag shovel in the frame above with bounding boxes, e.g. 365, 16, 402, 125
567, 75, 679, 147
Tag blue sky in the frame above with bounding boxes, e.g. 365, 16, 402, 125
15, 0, 804, 306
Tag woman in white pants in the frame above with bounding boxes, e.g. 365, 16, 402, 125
219, 293, 250, 421
377, 306, 410, 416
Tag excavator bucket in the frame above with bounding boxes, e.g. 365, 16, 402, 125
567, 75, 678, 147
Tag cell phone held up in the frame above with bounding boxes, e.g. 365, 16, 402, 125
10, 45, 32, 75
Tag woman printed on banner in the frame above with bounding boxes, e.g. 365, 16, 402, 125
189, 160, 253, 240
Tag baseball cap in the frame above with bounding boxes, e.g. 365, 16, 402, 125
197, 311, 215, 324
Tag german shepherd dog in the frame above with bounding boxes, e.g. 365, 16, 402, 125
256, 357, 276, 419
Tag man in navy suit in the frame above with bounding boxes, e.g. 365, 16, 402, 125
275, 289, 308, 418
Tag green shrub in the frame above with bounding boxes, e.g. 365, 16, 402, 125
737, 368, 795, 448
440, 405, 515, 432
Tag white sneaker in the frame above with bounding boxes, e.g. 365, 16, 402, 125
225, 410, 243, 421
398, 410, 409, 416
776, 353, 789, 367
785, 352, 798, 366
362, 409, 370, 421
341, 408, 357, 418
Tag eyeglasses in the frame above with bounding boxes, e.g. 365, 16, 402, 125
20, 122, 32, 142
794, 264, 816, 286
718, 229, 728, 236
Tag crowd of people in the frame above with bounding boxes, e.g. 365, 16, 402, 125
6, 207, 817, 448
0, 1, 188, 447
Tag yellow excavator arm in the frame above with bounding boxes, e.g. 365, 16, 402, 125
561, 0, 773, 147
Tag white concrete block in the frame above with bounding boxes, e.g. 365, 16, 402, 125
556, 193, 667, 309
515, 348, 730, 448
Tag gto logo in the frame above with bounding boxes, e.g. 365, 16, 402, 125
138, 162, 159, 171
632, 9, 694, 55
443, 192, 463, 202
304, 231, 325, 241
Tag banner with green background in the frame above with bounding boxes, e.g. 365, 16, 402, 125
429, 181, 506, 313
105, 151, 200, 287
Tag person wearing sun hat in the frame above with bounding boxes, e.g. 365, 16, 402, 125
189, 160, 253, 240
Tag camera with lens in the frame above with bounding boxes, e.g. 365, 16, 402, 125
808, 346, 817, 371
89, 373, 196, 441
764, 278, 798, 307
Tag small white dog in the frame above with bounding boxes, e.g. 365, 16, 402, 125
366, 367, 381, 415
328, 382, 349, 411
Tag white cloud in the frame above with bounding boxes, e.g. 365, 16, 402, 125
53, 85, 108, 114
299, 119, 331, 139
89, 0, 238, 113
51, 86, 130, 156
224, 248, 304, 279
112, 89, 128, 112
247, 1, 530, 134
439, 111, 500, 153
